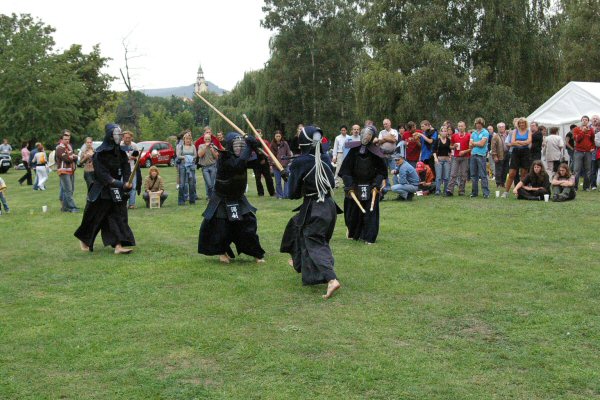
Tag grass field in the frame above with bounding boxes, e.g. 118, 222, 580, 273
1, 166, 599, 399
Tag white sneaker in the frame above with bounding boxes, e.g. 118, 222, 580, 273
501, 192, 508, 198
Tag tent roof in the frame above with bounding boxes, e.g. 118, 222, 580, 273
527, 81, 600, 126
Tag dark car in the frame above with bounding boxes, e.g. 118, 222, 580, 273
137, 141, 176, 168
0, 154, 12, 173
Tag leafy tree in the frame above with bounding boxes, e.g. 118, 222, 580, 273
560, 0, 600, 82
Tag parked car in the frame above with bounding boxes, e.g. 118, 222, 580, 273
0, 154, 12, 173
138, 141, 176, 168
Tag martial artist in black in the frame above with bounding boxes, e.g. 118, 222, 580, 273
280, 125, 342, 299
74, 124, 135, 254
198, 132, 265, 263
338, 125, 387, 244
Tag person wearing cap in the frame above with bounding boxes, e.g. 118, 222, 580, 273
339, 125, 388, 244
280, 125, 342, 299
74, 124, 135, 254
385, 153, 419, 200
416, 161, 435, 194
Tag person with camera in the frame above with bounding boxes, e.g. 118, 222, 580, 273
197, 131, 220, 199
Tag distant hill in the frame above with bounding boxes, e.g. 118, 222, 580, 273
142, 81, 226, 98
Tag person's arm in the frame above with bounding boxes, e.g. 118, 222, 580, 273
419, 132, 434, 144
513, 179, 524, 195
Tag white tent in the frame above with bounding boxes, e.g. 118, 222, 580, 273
527, 81, 600, 135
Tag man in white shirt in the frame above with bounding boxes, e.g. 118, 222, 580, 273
0, 138, 12, 155
332, 125, 348, 187
378, 118, 399, 189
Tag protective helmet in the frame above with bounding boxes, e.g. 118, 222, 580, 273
299, 125, 323, 148
224, 132, 246, 157
360, 125, 377, 146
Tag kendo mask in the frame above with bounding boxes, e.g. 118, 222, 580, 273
299, 125, 323, 151
225, 132, 246, 157
110, 125, 123, 144
360, 126, 377, 146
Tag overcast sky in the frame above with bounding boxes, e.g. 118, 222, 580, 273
1, 0, 273, 91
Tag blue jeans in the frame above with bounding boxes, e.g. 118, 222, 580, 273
201, 164, 217, 198
0, 192, 9, 212
273, 167, 288, 198
385, 157, 395, 189
434, 159, 450, 193
60, 174, 78, 210
573, 151, 593, 190
390, 183, 417, 199
178, 165, 197, 204
470, 155, 489, 197
128, 175, 137, 207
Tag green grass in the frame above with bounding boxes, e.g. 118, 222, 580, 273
1, 166, 599, 399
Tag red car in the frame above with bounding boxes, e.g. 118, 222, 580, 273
138, 141, 176, 168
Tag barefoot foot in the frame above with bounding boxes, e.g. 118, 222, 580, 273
256, 258, 265, 264
219, 254, 230, 264
114, 244, 132, 254
288, 259, 294, 268
79, 240, 90, 252
322, 279, 341, 299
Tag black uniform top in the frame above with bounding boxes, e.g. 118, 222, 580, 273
287, 153, 336, 199
339, 146, 387, 189
88, 134, 131, 202
203, 140, 256, 220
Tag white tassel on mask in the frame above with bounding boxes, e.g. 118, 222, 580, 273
301, 128, 333, 202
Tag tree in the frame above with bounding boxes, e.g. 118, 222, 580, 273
560, 0, 600, 82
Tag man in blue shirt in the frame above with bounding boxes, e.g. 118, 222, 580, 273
469, 117, 490, 198
384, 153, 420, 201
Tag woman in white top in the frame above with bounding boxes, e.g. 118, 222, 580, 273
33, 143, 49, 190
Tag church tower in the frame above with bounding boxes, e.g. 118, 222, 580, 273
194, 64, 209, 96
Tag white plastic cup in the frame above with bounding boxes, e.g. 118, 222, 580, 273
544, 194, 549, 202
495, 191, 500, 198
42, 205, 48, 213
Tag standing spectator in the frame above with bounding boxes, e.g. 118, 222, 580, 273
121, 131, 140, 209
503, 118, 532, 197
418, 120, 438, 174
486, 124, 495, 179
416, 161, 435, 194
55, 131, 79, 212
386, 154, 419, 201
216, 131, 225, 145
595, 116, 600, 190
248, 129, 275, 197
332, 125, 348, 187
565, 124, 576, 168
433, 125, 451, 195
344, 124, 361, 158
491, 123, 507, 188
79, 137, 96, 191
378, 118, 399, 188
18, 142, 32, 186
0, 138, 12, 155
590, 115, 600, 190
143, 166, 168, 207
176, 131, 198, 205
551, 163, 576, 202
197, 131, 219, 199
446, 121, 471, 196
0, 176, 9, 214
289, 124, 303, 155
32, 143, 49, 190
469, 117, 491, 198
513, 160, 550, 200
270, 130, 292, 199
572, 115, 595, 191
542, 127, 564, 174
530, 122, 543, 161
28, 144, 39, 190
403, 121, 422, 167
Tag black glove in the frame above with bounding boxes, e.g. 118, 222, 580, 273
281, 169, 289, 182
245, 135, 259, 150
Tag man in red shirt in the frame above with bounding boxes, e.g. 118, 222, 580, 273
446, 121, 471, 196
573, 115, 595, 191
403, 121, 422, 167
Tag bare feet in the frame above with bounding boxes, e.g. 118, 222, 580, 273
322, 279, 341, 299
256, 258, 265, 263
219, 254, 230, 263
288, 259, 294, 268
114, 244, 132, 254
79, 240, 89, 252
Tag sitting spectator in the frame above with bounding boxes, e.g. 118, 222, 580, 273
551, 163, 576, 202
386, 154, 419, 201
513, 160, 550, 200
142, 166, 168, 207
0, 176, 9, 214
416, 161, 435, 194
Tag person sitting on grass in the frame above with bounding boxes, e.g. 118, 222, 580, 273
512, 160, 550, 200
142, 166, 168, 208
551, 163, 576, 202
416, 161, 435, 195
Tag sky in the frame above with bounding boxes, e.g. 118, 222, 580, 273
1, 0, 273, 91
